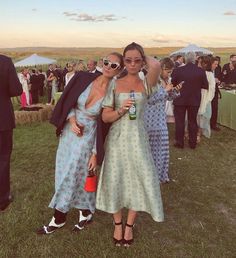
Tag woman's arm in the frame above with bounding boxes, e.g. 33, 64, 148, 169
167, 83, 182, 100
88, 137, 97, 171
145, 57, 161, 87
102, 98, 134, 123
47, 73, 54, 81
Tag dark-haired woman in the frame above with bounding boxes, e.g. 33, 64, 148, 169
36, 52, 124, 235
96, 43, 164, 247
143, 58, 181, 183
197, 55, 215, 140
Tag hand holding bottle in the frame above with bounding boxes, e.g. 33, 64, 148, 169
121, 98, 134, 110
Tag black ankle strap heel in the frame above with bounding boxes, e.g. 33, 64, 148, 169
126, 223, 134, 228
113, 221, 123, 247
123, 223, 134, 247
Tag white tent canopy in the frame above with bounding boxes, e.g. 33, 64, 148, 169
170, 44, 213, 56
14, 53, 56, 67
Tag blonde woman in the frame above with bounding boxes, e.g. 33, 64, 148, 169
36, 52, 124, 235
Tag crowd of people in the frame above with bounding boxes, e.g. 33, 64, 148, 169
1, 45, 236, 248
16, 59, 104, 107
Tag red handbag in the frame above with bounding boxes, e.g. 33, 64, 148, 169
84, 170, 97, 192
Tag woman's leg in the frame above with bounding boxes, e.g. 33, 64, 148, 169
124, 209, 137, 242
113, 209, 123, 243
54, 209, 67, 224
73, 209, 93, 231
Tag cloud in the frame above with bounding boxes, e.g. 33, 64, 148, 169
152, 35, 189, 46
153, 39, 170, 43
32, 8, 37, 12
63, 11, 77, 17
223, 11, 236, 15
63, 11, 124, 22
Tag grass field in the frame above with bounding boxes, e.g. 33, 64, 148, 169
0, 122, 235, 258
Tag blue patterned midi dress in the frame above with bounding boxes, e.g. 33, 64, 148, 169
49, 83, 103, 213
143, 84, 179, 183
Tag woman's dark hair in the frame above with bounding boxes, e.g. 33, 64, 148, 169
123, 42, 146, 63
211, 56, 219, 64
109, 52, 124, 69
160, 57, 174, 70
201, 55, 212, 71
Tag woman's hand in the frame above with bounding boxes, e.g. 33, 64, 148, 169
121, 98, 134, 110
165, 83, 174, 92
69, 117, 84, 136
102, 98, 134, 123
173, 81, 184, 92
88, 154, 97, 172
174, 83, 183, 92
215, 78, 221, 85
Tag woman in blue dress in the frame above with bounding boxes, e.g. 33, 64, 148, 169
143, 58, 181, 183
37, 52, 124, 235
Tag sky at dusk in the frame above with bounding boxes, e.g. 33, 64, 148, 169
1, 0, 236, 48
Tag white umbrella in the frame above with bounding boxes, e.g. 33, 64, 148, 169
14, 53, 56, 67
170, 44, 213, 56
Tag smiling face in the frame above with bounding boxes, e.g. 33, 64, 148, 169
102, 53, 123, 79
124, 49, 144, 75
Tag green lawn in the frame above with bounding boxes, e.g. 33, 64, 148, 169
0, 122, 235, 258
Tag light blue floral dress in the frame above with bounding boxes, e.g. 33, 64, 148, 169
49, 83, 103, 213
96, 81, 164, 222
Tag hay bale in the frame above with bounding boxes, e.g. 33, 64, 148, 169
15, 104, 54, 125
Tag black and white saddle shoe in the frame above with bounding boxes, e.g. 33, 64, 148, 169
36, 217, 66, 235
72, 210, 93, 232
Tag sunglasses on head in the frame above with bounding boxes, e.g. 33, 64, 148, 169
124, 58, 143, 64
103, 58, 120, 70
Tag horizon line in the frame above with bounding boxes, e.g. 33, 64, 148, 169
1, 46, 236, 50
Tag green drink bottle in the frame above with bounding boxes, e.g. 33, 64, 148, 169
129, 90, 136, 120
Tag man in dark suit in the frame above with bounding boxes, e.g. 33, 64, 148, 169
87, 59, 102, 74
38, 69, 46, 97
0, 54, 22, 211
222, 54, 236, 84
30, 69, 40, 104
171, 52, 208, 149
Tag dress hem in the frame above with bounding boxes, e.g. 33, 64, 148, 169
96, 205, 164, 223
49, 204, 95, 214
